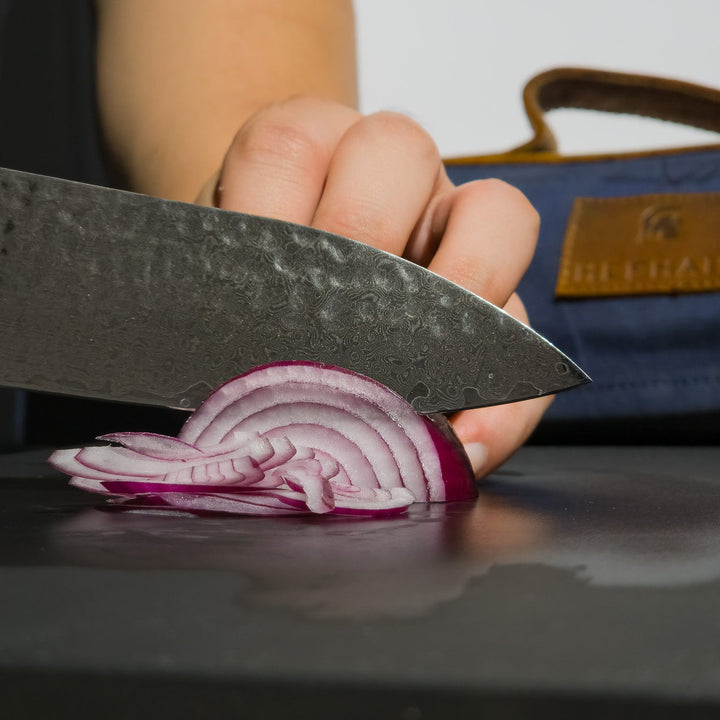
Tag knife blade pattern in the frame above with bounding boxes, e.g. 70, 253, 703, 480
0, 168, 588, 413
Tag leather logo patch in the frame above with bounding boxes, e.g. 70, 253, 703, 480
555, 192, 720, 297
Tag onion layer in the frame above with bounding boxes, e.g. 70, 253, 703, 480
49, 361, 476, 516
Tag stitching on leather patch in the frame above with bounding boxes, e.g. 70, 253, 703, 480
555, 192, 720, 297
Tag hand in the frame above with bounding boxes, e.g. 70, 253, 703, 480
196, 97, 551, 478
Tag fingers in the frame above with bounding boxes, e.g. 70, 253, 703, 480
417, 179, 540, 308
215, 97, 360, 224
311, 112, 444, 255
414, 178, 548, 477
207, 99, 446, 257
410, 177, 547, 478
454, 388, 552, 480
206, 99, 540, 301
200, 99, 550, 476
450, 293, 553, 478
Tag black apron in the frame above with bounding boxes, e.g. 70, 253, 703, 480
0, 0, 183, 446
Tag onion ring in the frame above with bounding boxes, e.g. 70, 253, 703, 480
49, 361, 476, 516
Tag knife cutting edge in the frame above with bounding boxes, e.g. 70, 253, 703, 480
0, 167, 589, 415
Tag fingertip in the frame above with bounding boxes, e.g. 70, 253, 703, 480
452, 394, 553, 476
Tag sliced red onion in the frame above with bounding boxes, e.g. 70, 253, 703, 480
49, 361, 476, 516
97, 432, 207, 459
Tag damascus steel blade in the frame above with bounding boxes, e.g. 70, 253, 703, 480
0, 168, 589, 414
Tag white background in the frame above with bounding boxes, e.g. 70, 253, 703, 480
355, 0, 719, 157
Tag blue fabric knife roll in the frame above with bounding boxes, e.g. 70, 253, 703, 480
445, 147, 720, 423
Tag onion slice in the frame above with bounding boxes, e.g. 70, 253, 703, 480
49, 361, 476, 516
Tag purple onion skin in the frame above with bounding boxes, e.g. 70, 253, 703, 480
422, 414, 477, 501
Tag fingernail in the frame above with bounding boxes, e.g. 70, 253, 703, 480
464, 442, 489, 478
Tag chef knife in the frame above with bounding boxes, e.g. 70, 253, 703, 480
0, 167, 588, 414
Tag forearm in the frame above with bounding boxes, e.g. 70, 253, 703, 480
95, 0, 357, 202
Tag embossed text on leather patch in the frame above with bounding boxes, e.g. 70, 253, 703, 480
555, 192, 720, 297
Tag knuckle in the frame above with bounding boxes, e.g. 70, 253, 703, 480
324, 197, 393, 246
455, 260, 503, 302
362, 111, 439, 163
230, 114, 320, 172
477, 178, 540, 230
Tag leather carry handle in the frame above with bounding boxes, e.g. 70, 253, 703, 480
514, 67, 720, 154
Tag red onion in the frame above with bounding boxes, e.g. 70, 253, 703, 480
49, 361, 476, 516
